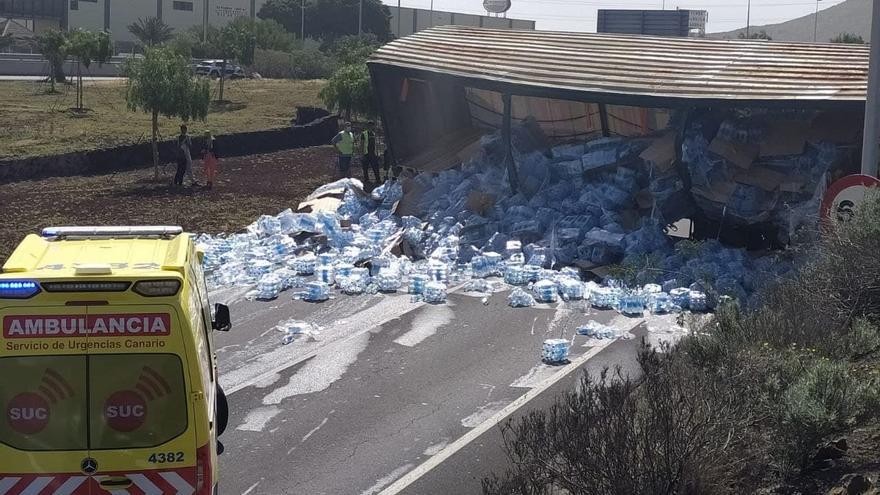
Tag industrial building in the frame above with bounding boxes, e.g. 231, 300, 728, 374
597, 9, 708, 37
0, 0, 267, 46
387, 6, 534, 38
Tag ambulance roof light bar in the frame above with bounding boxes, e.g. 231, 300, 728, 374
42, 226, 184, 240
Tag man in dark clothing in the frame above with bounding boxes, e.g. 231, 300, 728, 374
174, 124, 193, 186
360, 121, 381, 183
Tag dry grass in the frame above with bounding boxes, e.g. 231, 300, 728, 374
0, 78, 325, 159
0, 146, 338, 264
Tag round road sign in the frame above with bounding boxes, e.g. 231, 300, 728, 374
104, 390, 147, 432
7, 392, 51, 434
820, 174, 880, 224
483, 0, 511, 14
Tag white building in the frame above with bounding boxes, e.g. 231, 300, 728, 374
0, 0, 267, 46
387, 6, 534, 38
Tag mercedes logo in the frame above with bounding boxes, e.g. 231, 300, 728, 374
80, 457, 98, 475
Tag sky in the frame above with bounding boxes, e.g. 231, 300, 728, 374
381, 0, 847, 33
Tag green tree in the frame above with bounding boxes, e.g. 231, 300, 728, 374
319, 62, 376, 121
830, 32, 865, 44
127, 17, 174, 48
325, 34, 379, 65
210, 21, 256, 101
225, 17, 296, 51
65, 29, 113, 110
738, 30, 772, 40
37, 29, 68, 91
123, 46, 211, 179
259, 0, 391, 43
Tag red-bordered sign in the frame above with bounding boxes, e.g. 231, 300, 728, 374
820, 174, 880, 223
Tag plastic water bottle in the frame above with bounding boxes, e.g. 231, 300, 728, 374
669, 288, 690, 309
484, 252, 502, 272
318, 252, 336, 266
533, 279, 558, 303
409, 273, 429, 295
647, 292, 673, 313
303, 281, 330, 302
508, 288, 536, 308
292, 254, 317, 275
316, 265, 335, 285
523, 265, 542, 283
558, 278, 584, 300
424, 281, 447, 303
688, 291, 708, 312
618, 293, 646, 316
427, 260, 448, 283
336, 262, 354, 278
590, 287, 618, 309
542, 339, 570, 364
504, 264, 529, 285
376, 270, 402, 292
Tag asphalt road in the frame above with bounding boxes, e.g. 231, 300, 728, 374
211, 283, 684, 495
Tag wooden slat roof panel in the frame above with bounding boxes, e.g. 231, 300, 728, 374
369, 26, 870, 104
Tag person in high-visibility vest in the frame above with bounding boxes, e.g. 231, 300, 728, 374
359, 121, 381, 183
330, 121, 355, 179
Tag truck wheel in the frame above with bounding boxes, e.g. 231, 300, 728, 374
216, 385, 229, 436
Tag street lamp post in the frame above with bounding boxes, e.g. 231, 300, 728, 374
397, 0, 401, 37
358, 0, 363, 35
301, 0, 305, 40
430, 0, 434, 27
861, 0, 880, 176
813, 0, 822, 42
746, 0, 751, 38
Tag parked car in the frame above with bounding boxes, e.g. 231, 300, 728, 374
194, 59, 246, 79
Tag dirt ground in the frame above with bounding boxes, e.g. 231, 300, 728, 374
0, 146, 339, 264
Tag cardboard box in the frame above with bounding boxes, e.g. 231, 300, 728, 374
734, 166, 788, 192
708, 137, 759, 169
639, 132, 677, 172
759, 120, 808, 157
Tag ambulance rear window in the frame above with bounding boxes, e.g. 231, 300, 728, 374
0, 354, 187, 452
89, 354, 187, 450
0, 355, 88, 451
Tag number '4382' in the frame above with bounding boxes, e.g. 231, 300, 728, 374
148, 452, 184, 463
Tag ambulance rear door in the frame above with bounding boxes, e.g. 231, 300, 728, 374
84, 304, 198, 495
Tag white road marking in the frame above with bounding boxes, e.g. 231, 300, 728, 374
301, 417, 329, 443
460, 400, 510, 428
223, 285, 465, 395
158, 472, 194, 495
378, 337, 617, 495
393, 305, 454, 347
509, 363, 557, 388
422, 440, 449, 456
359, 464, 415, 495
262, 331, 369, 403
236, 405, 282, 432
241, 481, 261, 495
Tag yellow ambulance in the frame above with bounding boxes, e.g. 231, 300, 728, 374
0, 226, 231, 495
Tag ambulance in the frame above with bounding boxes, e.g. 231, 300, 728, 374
0, 226, 231, 495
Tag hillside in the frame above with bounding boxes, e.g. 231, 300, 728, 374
711, 0, 871, 42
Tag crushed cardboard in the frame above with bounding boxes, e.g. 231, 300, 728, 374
709, 137, 759, 169
734, 167, 789, 192
466, 191, 497, 216
639, 132, 677, 172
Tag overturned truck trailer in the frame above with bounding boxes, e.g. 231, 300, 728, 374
367, 26, 870, 251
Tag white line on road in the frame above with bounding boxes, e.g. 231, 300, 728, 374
223, 284, 466, 396
378, 338, 617, 495
301, 417, 329, 443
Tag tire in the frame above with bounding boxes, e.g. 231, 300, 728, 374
216, 385, 229, 436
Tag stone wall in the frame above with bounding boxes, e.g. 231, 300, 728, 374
0, 114, 339, 184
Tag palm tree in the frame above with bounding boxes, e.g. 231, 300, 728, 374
127, 17, 174, 47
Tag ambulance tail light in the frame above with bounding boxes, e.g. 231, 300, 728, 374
42, 281, 131, 292
133, 279, 181, 297
0, 280, 40, 299
196, 443, 213, 495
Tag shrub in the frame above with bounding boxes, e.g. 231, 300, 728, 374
252, 46, 334, 80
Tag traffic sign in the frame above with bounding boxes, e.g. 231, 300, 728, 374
820, 174, 880, 224
483, 0, 511, 14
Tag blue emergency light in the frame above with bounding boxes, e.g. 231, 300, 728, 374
0, 280, 41, 299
